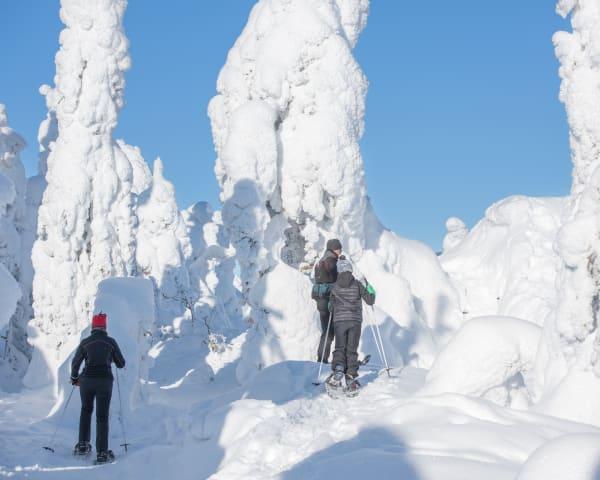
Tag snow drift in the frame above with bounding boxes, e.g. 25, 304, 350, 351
420, 316, 541, 408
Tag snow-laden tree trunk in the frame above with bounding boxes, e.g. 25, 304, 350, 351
0, 105, 31, 387
25, 0, 140, 391
209, 0, 462, 382
136, 158, 191, 326
534, 0, 600, 426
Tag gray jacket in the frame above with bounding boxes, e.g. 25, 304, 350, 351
330, 272, 375, 323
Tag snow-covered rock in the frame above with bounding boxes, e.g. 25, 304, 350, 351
441, 196, 565, 324
420, 316, 541, 408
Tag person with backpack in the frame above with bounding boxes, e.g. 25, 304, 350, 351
327, 257, 376, 395
70, 312, 126, 464
311, 238, 343, 363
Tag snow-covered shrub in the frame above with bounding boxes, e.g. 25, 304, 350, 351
25, 0, 142, 393
441, 196, 565, 323
420, 316, 541, 408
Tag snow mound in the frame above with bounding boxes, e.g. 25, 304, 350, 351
535, 369, 600, 427
237, 263, 321, 383
51, 277, 155, 423
517, 433, 600, 480
441, 195, 565, 324
420, 316, 541, 407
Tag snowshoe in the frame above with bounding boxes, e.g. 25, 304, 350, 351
73, 441, 92, 457
94, 450, 115, 465
345, 377, 361, 398
325, 368, 346, 399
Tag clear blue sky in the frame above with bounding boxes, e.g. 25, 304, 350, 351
2, 1, 572, 251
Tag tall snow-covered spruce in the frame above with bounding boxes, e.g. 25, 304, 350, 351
136, 158, 191, 325
25, 0, 140, 391
209, 0, 461, 381
533, 0, 600, 425
0, 105, 31, 388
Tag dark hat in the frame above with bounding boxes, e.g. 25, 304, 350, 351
326, 238, 342, 251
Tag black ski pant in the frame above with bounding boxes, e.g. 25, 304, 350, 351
79, 376, 113, 453
332, 321, 361, 378
316, 298, 334, 363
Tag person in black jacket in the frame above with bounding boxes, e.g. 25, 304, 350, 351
71, 312, 125, 464
328, 257, 376, 393
312, 239, 342, 363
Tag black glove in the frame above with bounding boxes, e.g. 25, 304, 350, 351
70, 376, 80, 386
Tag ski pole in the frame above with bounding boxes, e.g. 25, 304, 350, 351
313, 311, 333, 386
43, 385, 76, 453
371, 306, 391, 377
115, 369, 130, 451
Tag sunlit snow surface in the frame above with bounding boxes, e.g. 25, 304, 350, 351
1, 356, 599, 480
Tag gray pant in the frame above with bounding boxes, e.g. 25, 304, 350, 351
79, 376, 113, 453
332, 321, 361, 378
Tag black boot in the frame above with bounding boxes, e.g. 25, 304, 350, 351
73, 441, 92, 456
95, 450, 115, 464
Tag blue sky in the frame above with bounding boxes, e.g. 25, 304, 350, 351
2, 1, 571, 250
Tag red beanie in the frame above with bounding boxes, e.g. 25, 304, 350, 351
92, 312, 107, 329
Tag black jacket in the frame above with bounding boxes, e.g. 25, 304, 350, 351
315, 250, 338, 284
330, 272, 375, 323
71, 329, 126, 380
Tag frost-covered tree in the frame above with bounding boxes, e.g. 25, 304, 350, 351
136, 158, 191, 326
0, 105, 30, 385
442, 217, 468, 253
25, 0, 140, 390
534, 0, 600, 425
209, 0, 462, 381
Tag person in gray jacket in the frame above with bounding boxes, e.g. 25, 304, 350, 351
328, 257, 376, 393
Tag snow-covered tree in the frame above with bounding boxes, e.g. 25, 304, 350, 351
533, 0, 600, 425
25, 0, 141, 391
442, 217, 468, 253
0, 105, 30, 385
136, 158, 191, 326
209, 0, 462, 381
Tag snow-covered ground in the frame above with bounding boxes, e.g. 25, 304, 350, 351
1, 352, 599, 479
